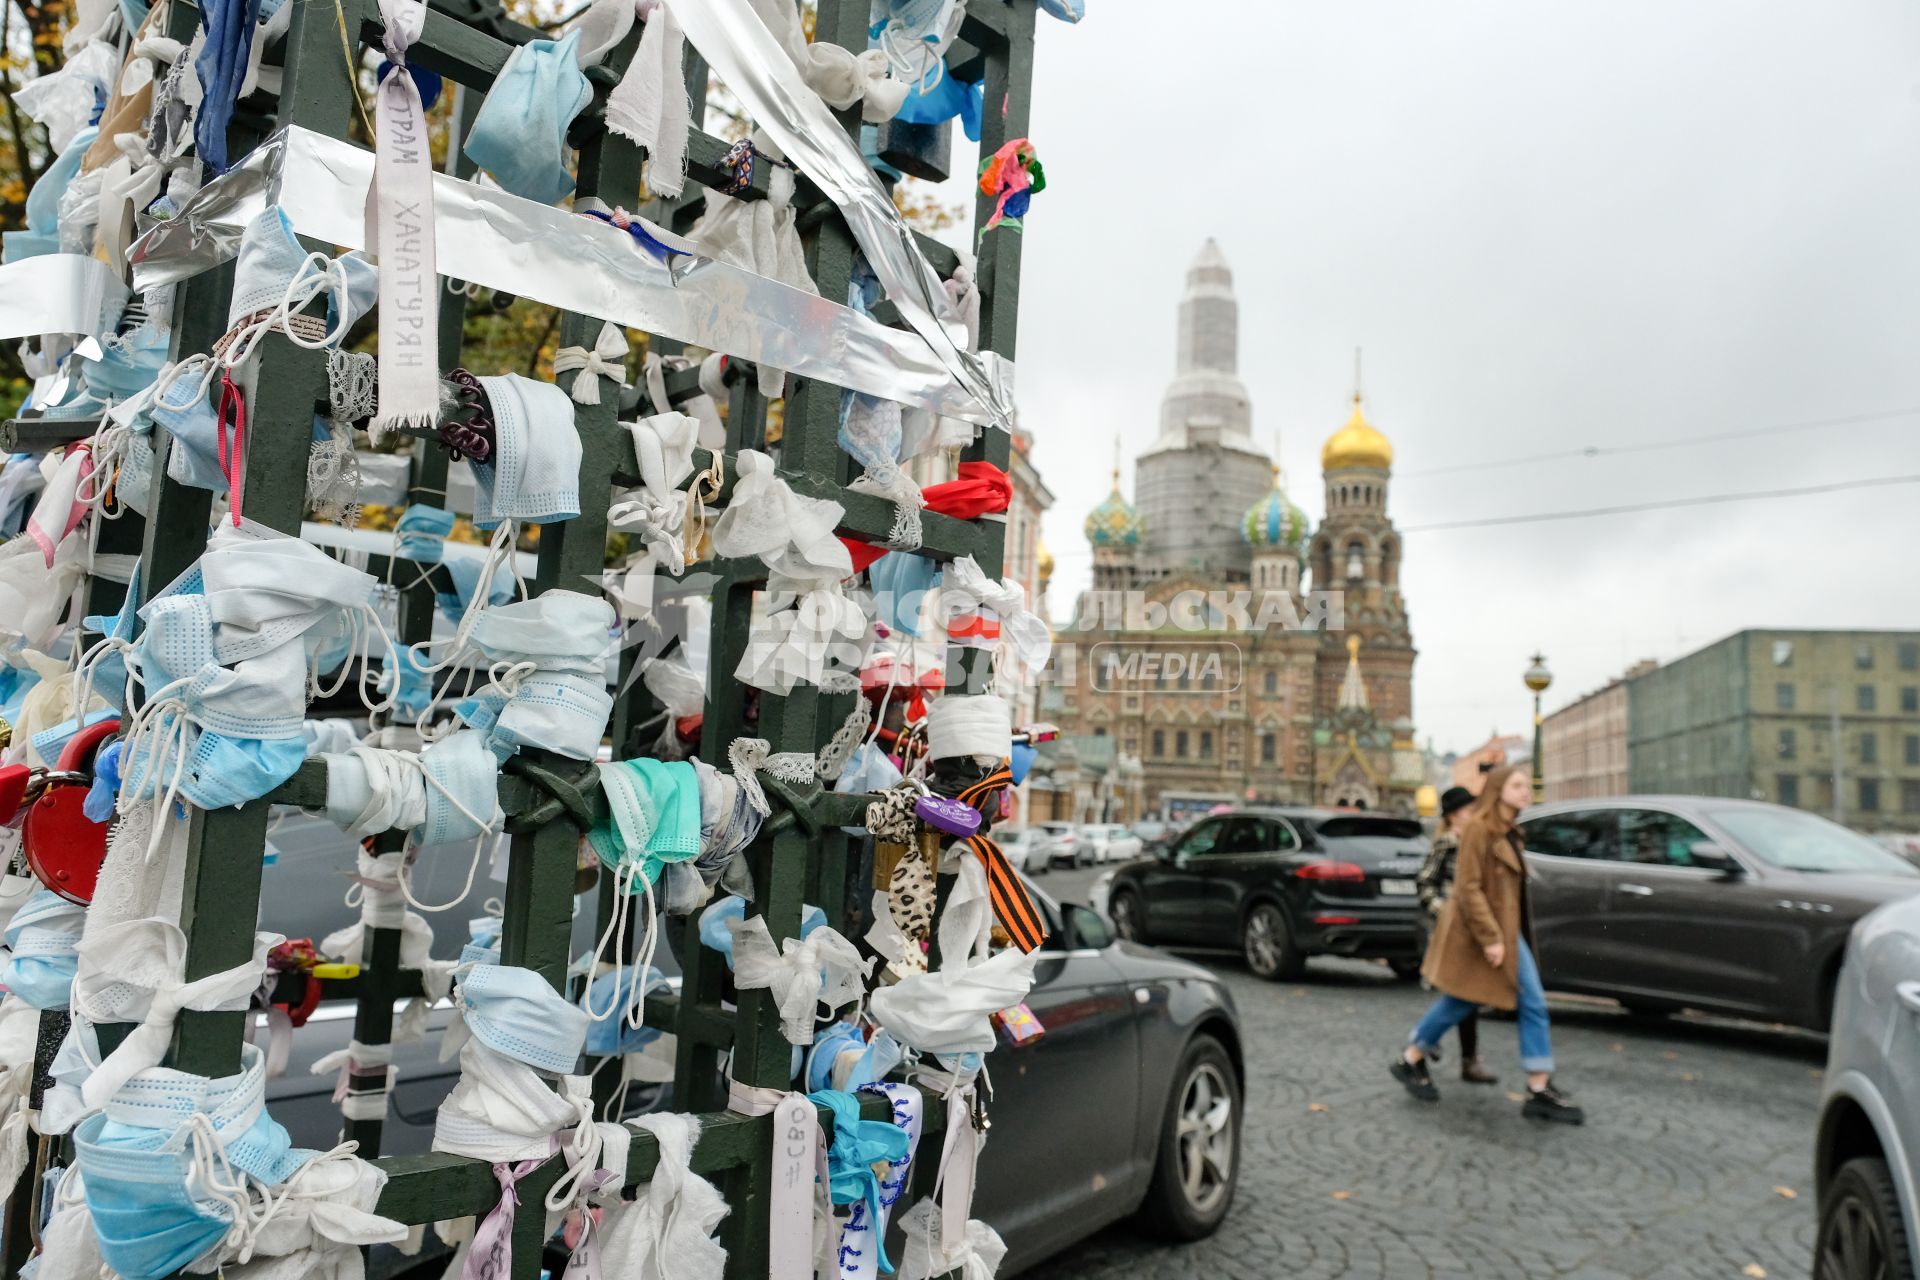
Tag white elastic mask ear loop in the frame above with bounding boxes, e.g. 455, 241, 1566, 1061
223, 253, 354, 368
76, 422, 132, 520
69, 632, 135, 722
309, 596, 401, 716
409, 520, 523, 681
393, 759, 504, 914
115, 673, 196, 862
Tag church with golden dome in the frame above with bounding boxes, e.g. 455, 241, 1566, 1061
1043, 241, 1423, 821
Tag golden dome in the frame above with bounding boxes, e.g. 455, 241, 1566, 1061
1321, 394, 1394, 472
1036, 539, 1055, 582
1414, 783, 1439, 818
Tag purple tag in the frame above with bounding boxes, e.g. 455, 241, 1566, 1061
915, 795, 980, 838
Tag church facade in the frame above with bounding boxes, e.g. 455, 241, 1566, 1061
1051, 241, 1423, 820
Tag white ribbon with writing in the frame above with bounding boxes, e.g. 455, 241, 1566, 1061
369, 0, 439, 436
729, 1078, 821, 1280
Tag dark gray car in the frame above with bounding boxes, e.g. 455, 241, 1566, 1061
1519, 796, 1920, 1030
259, 815, 1244, 1275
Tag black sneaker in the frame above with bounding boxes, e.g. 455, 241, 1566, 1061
1390, 1055, 1439, 1102
1522, 1081, 1585, 1125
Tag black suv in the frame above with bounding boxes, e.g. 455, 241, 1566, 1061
1104, 808, 1429, 980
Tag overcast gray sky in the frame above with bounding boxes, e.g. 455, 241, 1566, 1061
946, 0, 1920, 754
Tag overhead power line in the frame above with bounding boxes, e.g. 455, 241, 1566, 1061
1399, 473, 1920, 533
1398, 405, 1920, 479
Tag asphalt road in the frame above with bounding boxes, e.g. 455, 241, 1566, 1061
1025, 862, 1825, 1280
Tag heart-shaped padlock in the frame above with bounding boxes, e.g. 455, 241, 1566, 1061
22, 718, 120, 905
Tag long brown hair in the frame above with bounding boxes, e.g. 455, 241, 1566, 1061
1469, 763, 1527, 836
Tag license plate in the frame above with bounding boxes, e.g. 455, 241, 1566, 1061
1380, 878, 1418, 896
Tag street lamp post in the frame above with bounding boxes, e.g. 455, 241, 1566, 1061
1524, 653, 1553, 801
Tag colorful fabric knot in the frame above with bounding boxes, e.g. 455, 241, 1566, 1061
720, 138, 757, 197
977, 138, 1045, 238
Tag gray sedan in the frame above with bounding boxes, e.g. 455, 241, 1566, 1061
258, 814, 1244, 1275
1519, 796, 1920, 1030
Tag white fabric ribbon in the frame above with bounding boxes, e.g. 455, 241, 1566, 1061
869, 857, 1037, 1059
369, 0, 439, 436
727, 1078, 821, 1280
73, 918, 282, 1108
725, 914, 871, 1045
686, 160, 816, 295
735, 577, 870, 695
0, 1001, 40, 1206
941, 556, 1051, 695
924, 694, 1012, 763
893, 1199, 1006, 1280
608, 411, 698, 574
605, 0, 691, 198
731, 0, 907, 122
311, 1039, 397, 1123
217, 1153, 408, 1280
595, 1112, 728, 1280
553, 321, 630, 406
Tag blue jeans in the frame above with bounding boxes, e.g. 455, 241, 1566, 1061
1409, 937, 1553, 1073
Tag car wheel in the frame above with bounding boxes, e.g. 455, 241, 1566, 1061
1138, 1035, 1240, 1241
1241, 903, 1304, 981
1387, 958, 1422, 982
1818, 1157, 1914, 1280
1109, 889, 1146, 943
1031, 854, 1050, 877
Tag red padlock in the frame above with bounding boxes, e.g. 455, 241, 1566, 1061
0, 763, 29, 824
22, 719, 120, 905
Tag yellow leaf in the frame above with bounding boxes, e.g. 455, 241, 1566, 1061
1774, 1186, 1798, 1199
1307, 1103, 1329, 1113
1609, 1042, 1624, 1052
1662, 1050, 1679, 1061
1331, 1190, 1352, 1201
1680, 1072, 1697, 1083
1505, 1092, 1527, 1103
1742, 1265, 1767, 1278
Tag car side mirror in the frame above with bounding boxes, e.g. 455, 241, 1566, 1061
1064, 903, 1112, 950
1689, 841, 1741, 875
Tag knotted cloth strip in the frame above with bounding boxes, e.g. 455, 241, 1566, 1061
73, 918, 281, 1108
596, 1111, 729, 1280
925, 694, 1011, 762
726, 913, 871, 1045
552, 320, 629, 406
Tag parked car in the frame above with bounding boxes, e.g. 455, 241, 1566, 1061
1132, 819, 1172, 847
1815, 891, 1920, 1280
262, 814, 1242, 1276
997, 826, 1050, 876
1039, 820, 1083, 868
1078, 823, 1145, 866
1101, 807, 1428, 981
1519, 796, 1920, 1030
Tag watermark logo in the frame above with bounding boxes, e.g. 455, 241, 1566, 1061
1089, 641, 1244, 694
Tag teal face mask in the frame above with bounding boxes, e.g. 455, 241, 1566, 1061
462, 29, 591, 204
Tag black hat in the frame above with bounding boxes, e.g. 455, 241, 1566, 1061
1439, 786, 1475, 817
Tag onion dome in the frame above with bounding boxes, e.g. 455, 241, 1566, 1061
1084, 470, 1142, 548
1321, 393, 1394, 472
1242, 465, 1308, 549
1036, 539, 1055, 582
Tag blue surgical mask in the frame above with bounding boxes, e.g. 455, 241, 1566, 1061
805, 1020, 904, 1093
469, 374, 583, 528
867, 553, 940, 637
28, 709, 117, 768
74, 1123, 233, 1280
416, 728, 501, 848
455, 964, 589, 1075
581, 965, 667, 1056
152, 361, 228, 496
2, 889, 85, 1011
396, 504, 455, 564
435, 555, 516, 623
462, 29, 591, 204
468, 590, 615, 760
80, 564, 143, 713
80, 325, 171, 405
460, 915, 503, 968
2, 126, 97, 263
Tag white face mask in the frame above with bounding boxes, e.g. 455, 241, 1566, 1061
470, 374, 584, 529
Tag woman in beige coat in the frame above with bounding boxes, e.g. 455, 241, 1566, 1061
1390, 765, 1583, 1124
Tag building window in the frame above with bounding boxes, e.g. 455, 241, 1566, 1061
1778, 728, 1796, 760
1904, 687, 1919, 714
1907, 734, 1919, 766
1201, 671, 1216, 692
1261, 732, 1276, 764
1772, 640, 1793, 667
1093, 727, 1107, 737
1857, 642, 1876, 670
1858, 685, 1877, 713
1263, 670, 1277, 696
1776, 682, 1796, 711
1151, 729, 1165, 757
1177, 668, 1190, 692
1902, 641, 1919, 672
1199, 731, 1213, 758
1777, 774, 1800, 807
1175, 730, 1190, 758
1905, 779, 1920, 814
1860, 732, 1879, 765
1860, 778, 1882, 813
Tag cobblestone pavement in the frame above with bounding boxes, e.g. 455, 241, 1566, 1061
1025, 866, 1824, 1280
